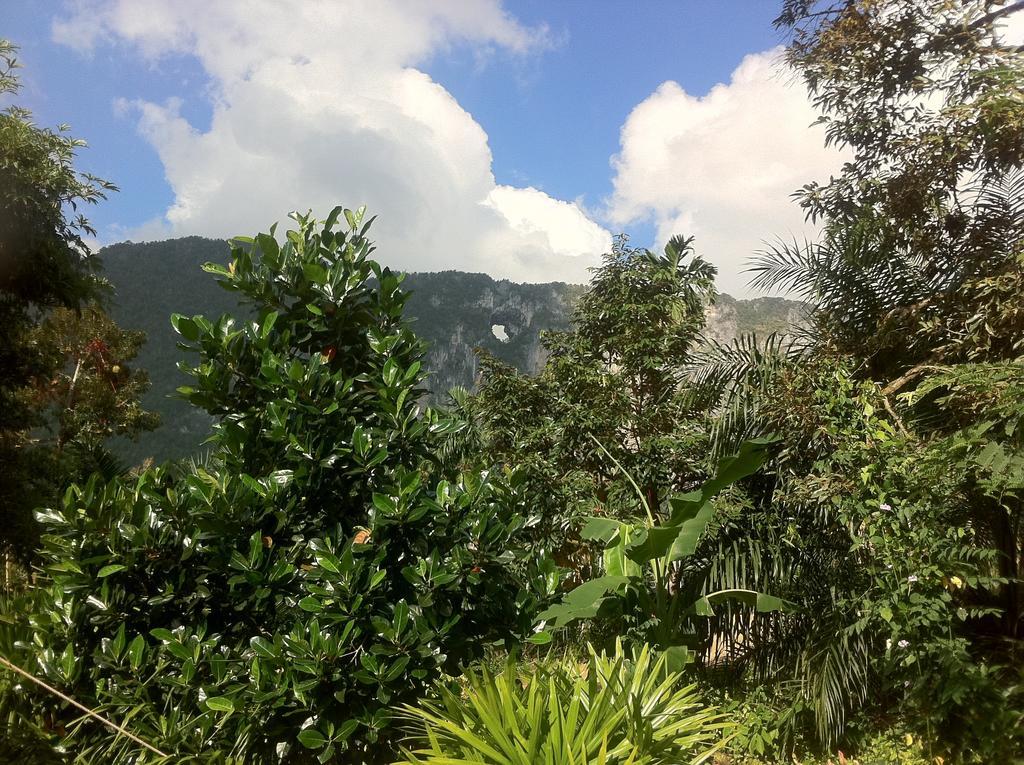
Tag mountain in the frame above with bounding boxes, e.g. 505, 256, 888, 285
704, 293, 808, 345
99, 237, 804, 463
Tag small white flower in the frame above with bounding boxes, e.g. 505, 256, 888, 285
880, 503, 892, 511
907, 575, 918, 583
897, 639, 910, 649
886, 639, 892, 650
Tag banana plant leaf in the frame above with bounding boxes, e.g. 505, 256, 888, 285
537, 439, 784, 639
667, 438, 774, 524
537, 575, 631, 627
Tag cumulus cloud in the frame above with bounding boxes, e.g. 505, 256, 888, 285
53, 0, 611, 283
605, 48, 846, 297
483, 186, 611, 278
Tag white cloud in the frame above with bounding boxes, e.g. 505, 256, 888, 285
605, 48, 846, 297
53, 0, 610, 283
483, 186, 611, 280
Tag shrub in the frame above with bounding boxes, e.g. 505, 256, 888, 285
396, 640, 730, 765
7, 209, 540, 762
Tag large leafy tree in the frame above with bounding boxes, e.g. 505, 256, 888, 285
0, 40, 158, 565
761, 0, 1024, 641
4, 210, 539, 763
758, 0, 1024, 375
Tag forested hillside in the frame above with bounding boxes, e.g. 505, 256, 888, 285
4, 3, 1023, 764
101, 237, 802, 462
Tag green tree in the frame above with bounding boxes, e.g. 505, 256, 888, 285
0, 40, 142, 564
684, 2, 1024, 755
760, 0, 1024, 375
32, 303, 160, 473
760, 0, 1024, 642
472, 234, 717, 574
4, 209, 540, 762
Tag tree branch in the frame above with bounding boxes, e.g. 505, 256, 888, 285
881, 393, 910, 437
881, 363, 943, 396
968, 0, 1024, 31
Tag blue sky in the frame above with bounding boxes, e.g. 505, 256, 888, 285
429, 2, 785, 205
3, 1, 838, 295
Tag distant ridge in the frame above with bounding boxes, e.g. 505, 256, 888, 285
100, 237, 804, 463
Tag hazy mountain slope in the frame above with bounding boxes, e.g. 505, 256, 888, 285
100, 237, 803, 463
705, 293, 808, 345
101, 237, 235, 463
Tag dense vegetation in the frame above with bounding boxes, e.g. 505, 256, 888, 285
2, 1, 1023, 763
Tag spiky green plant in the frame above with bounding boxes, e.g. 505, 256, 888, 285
395, 640, 731, 765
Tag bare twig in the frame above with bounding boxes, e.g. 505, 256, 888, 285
0, 653, 169, 758
881, 394, 910, 437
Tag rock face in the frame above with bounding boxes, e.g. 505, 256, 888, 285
703, 294, 809, 346
99, 237, 805, 463
401, 272, 584, 399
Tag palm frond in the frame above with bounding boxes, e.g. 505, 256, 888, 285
689, 333, 803, 397
429, 386, 486, 473
90, 446, 129, 482
747, 236, 822, 299
797, 621, 871, 749
686, 333, 804, 458
749, 219, 935, 350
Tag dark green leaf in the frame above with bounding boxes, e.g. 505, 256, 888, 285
298, 728, 328, 749
205, 696, 235, 713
